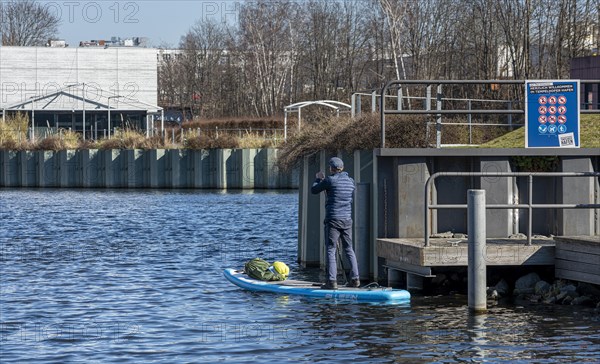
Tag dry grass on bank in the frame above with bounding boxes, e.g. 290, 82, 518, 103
0, 111, 284, 150
183, 116, 283, 130
0, 112, 29, 150
0, 127, 280, 150
34, 130, 81, 151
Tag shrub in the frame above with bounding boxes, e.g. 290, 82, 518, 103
0, 112, 29, 149
94, 130, 166, 150
35, 136, 65, 151
184, 134, 240, 149
276, 113, 432, 171
61, 130, 81, 149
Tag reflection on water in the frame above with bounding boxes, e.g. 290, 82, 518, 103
1, 190, 599, 363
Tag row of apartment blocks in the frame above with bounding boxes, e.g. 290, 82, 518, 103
47, 37, 148, 48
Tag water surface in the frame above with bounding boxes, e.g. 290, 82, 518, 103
1, 190, 599, 363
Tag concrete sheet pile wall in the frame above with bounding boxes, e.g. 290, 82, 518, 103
0, 149, 297, 189
297, 149, 599, 280
297, 150, 375, 279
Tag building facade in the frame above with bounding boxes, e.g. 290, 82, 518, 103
570, 56, 600, 110
0, 46, 158, 137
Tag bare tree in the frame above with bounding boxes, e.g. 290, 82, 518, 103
155, 0, 599, 119
1, 0, 61, 46
180, 19, 228, 118
235, 0, 298, 116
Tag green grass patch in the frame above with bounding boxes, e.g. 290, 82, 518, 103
479, 114, 600, 148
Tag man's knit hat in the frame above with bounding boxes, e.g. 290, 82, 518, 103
329, 157, 344, 170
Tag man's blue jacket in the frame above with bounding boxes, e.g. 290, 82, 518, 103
311, 171, 355, 221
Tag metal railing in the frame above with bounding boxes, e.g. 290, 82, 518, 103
380, 80, 600, 148
424, 171, 600, 246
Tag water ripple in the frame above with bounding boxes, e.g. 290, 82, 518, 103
1, 189, 600, 363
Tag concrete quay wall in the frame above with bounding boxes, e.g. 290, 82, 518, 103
0, 149, 298, 189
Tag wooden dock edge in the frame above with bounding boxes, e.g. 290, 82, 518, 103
555, 236, 600, 285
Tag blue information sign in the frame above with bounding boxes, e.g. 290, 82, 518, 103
525, 80, 580, 148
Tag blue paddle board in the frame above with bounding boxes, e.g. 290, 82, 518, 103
224, 268, 410, 302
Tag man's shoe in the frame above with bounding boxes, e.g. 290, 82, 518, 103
321, 280, 338, 290
346, 279, 360, 288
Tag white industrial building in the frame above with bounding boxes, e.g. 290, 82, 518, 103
0, 46, 161, 139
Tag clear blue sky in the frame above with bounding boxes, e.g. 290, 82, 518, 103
40, 1, 240, 47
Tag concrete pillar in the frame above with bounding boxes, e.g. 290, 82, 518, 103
371, 150, 379, 281
318, 152, 327, 270
480, 157, 513, 238
397, 157, 430, 238
559, 157, 595, 235
179, 149, 191, 188
19, 151, 36, 187
268, 149, 280, 189
81, 149, 99, 188
190, 150, 203, 188
254, 149, 267, 189
201, 150, 216, 188
226, 149, 242, 189
17, 150, 27, 187
37, 151, 46, 187
155, 149, 166, 188
69, 150, 81, 187
56, 150, 68, 187
355, 182, 371, 280
298, 154, 324, 267
147, 149, 158, 188
189, 150, 199, 188
214, 149, 223, 189
132, 149, 145, 188
81, 149, 90, 188
123, 150, 134, 188
0, 151, 7, 186
167, 149, 181, 188
290, 165, 300, 189
216, 149, 231, 189
254, 149, 282, 189
468, 189, 487, 313
241, 149, 256, 189
103, 149, 118, 188
43, 151, 58, 187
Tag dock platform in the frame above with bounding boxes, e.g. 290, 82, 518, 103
377, 238, 556, 288
379, 236, 600, 289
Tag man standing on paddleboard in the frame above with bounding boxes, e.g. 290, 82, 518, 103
311, 157, 360, 290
